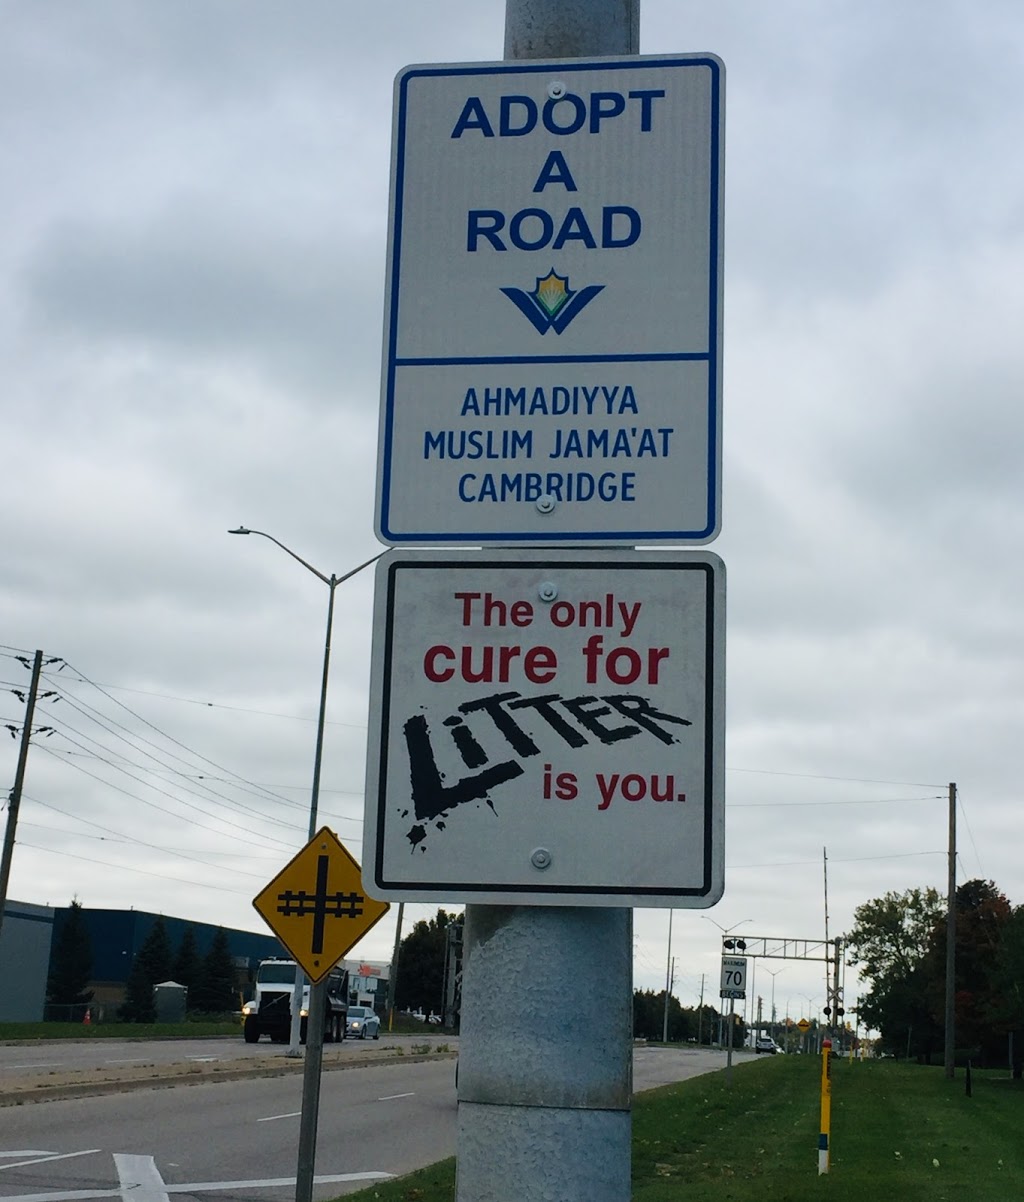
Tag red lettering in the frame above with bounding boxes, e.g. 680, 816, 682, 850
424, 645, 455, 682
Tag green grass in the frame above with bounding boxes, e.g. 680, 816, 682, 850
0, 1020, 241, 1041
334, 1056, 1024, 1202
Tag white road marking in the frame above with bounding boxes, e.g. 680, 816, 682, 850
2, 1170, 393, 1200
1, 1152, 55, 1159
103, 1058, 150, 1064
0, 1189, 120, 1200
186, 1056, 218, 1063
9, 1062, 64, 1069
256, 1110, 301, 1122
0, 1151, 101, 1172
164, 1172, 393, 1191
378, 1091, 415, 1101
114, 1154, 170, 1202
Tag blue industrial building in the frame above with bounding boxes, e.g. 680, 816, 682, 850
0, 899, 282, 1021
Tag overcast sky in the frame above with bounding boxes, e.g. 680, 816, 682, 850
2, 1, 1022, 1028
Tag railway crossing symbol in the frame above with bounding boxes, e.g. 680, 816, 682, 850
253, 826, 390, 983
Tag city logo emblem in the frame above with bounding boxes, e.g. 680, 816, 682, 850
501, 269, 604, 335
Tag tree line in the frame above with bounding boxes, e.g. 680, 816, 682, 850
632, 990, 747, 1046
847, 877, 1024, 1072
46, 900, 240, 1022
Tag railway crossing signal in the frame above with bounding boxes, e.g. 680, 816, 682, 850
253, 826, 389, 982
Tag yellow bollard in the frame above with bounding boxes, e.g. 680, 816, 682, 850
818, 1037, 832, 1174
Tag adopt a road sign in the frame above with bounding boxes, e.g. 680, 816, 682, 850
376, 54, 724, 546
362, 548, 725, 907
253, 827, 390, 984
720, 955, 747, 1001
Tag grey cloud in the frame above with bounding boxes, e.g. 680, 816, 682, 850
21, 203, 384, 401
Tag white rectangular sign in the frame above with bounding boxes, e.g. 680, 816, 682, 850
362, 548, 724, 906
720, 955, 747, 1000
375, 55, 724, 546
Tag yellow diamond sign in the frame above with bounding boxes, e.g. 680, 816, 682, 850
798, 1018, 811, 1033
253, 826, 389, 983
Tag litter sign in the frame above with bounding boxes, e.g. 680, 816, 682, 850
362, 548, 725, 906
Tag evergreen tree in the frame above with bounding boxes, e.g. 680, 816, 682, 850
119, 916, 172, 1023
46, 898, 94, 1010
191, 927, 238, 1014
172, 925, 202, 998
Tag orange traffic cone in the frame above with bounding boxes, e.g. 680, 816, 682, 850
83, 1008, 91, 1025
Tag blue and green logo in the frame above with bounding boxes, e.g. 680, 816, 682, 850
501, 269, 604, 335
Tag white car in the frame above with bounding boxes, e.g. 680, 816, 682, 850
346, 1005, 381, 1040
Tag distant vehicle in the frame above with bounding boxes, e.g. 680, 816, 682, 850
346, 1005, 381, 1040
755, 1037, 780, 1055
242, 959, 348, 1045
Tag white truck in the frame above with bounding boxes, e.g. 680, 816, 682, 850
242, 958, 348, 1044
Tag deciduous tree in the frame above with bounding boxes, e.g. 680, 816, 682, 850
396, 909, 461, 1015
846, 886, 944, 1059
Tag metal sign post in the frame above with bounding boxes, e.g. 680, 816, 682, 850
253, 829, 390, 1202
720, 955, 747, 1085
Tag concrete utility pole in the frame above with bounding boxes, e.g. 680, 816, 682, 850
0, 649, 43, 940
662, 909, 674, 1042
944, 781, 957, 1080
456, 7, 640, 1201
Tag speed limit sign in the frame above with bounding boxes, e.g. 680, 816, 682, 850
720, 955, 747, 1000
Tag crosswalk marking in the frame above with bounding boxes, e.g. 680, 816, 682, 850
114, 1154, 170, 1202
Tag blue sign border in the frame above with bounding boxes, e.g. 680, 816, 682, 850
377, 56, 723, 545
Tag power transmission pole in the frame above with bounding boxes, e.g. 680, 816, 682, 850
387, 902, 404, 1029
0, 650, 44, 939
944, 781, 957, 1080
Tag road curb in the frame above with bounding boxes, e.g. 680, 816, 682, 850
0, 1050, 458, 1108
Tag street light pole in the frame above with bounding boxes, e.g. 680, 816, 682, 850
229, 528, 382, 1202
229, 527, 382, 841
765, 967, 784, 1045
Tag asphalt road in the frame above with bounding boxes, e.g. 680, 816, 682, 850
0, 1043, 747, 1201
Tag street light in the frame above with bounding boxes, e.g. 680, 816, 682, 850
702, 917, 752, 1037
230, 527, 383, 1202
701, 916, 753, 938
228, 527, 382, 841
701, 913, 749, 1048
